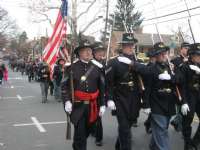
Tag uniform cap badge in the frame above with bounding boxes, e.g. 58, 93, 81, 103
81, 76, 87, 82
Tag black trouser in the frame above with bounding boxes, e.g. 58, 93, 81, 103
49, 81, 54, 96
0, 76, 2, 84
28, 73, 34, 82
182, 101, 200, 146
115, 113, 132, 150
144, 113, 152, 129
73, 106, 93, 150
94, 116, 103, 142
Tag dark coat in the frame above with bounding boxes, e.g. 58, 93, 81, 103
61, 60, 105, 125
135, 62, 177, 116
176, 61, 200, 114
106, 54, 142, 122
38, 65, 50, 82
53, 64, 63, 86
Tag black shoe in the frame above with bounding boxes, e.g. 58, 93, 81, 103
184, 143, 196, 150
193, 135, 200, 150
95, 141, 103, 146
132, 122, 138, 127
144, 122, 152, 134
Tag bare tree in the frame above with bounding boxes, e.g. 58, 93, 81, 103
25, 0, 105, 37
23, 0, 60, 27
0, 6, 18, 36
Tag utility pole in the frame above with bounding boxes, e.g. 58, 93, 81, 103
183, 0, 195, 43
72, 0, 78, 45
103, 0, 109, 46
151, 0, 163, 42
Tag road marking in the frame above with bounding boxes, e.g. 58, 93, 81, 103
0, 143, 5, 146
0, 85, 24, 89
16, 95, 22, 101
13, 120, 67, 133
1, 97, 18, 99
31, 117, 46, 133
8, 77, 23, 80
13, 121, 67, 127
0, 96, 34, 100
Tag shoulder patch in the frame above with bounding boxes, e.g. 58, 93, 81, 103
91, 59, 103, 68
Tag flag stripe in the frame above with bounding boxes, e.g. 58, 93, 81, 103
44, 20, 64, 61
48, 26, 66, 64
43, 0, 68, 79
43, 20, 64, 60
43, 12, 62, 55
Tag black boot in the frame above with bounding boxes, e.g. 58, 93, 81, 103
184, 140, 197, 150
115, 137, 120, 150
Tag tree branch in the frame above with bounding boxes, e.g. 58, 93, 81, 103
77, 0, 97, 19
80, 17, 102, 34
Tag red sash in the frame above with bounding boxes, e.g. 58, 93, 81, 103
74, 90, 99, 123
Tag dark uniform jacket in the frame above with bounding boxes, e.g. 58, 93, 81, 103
53, 64, 63, 86
38, 65, 50, 82
106, 54, 142, 121
135, 62, 177, 116
61, 60, 105, 125
171, 55, 185, 69
142, 62, 155, 108
176, 61, 200, 114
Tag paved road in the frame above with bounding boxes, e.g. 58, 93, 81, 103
0, 67, 198, 150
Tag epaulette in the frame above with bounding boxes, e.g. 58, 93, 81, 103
91, 59, 103, 68
64, 59, 79, 67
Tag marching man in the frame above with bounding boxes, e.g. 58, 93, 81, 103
61, 41, 106, 150
106, 33, 143, 150
178, 43, 200, 150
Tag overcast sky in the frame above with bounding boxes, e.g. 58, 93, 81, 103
0, 0, 200, 42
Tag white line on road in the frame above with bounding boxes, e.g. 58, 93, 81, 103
13, 121, 67, 127
0, 96, 34, 100
1, 97, 18, 99
31, 117, 46, 133
16, 95, 22, 101
8, 77, 23, 80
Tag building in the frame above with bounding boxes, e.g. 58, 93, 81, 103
109, 31, 184, 58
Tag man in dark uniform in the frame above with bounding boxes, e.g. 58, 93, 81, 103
133, 42, 178, 150
106, 33, 143, 150
38, 61, 50, 103
53, 58, 65, 102
172, 42, 190, 69
178, 43, 200, 150
143, 49, 156, 134
170, 42, 190, 132
27, 61, 35, 82
91, 42, 106, 146
61, 41, 106, 150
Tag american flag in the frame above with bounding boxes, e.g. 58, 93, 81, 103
42, 0, 69, 75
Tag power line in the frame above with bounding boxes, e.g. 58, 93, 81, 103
142, 13, 200, 26
144, 5, 200, 21
142, 0, 182, 15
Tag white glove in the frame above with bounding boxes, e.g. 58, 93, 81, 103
158, 71, 171, 80
107, 100, 116, 110
143, 108, 151, 114
99, 106, 106, 116
65, 101, 72, 114
118, 56, 132, 65
189, 65, 200, 75
181, 104, 190, 116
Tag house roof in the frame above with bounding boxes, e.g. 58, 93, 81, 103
112, 31, 174, 47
